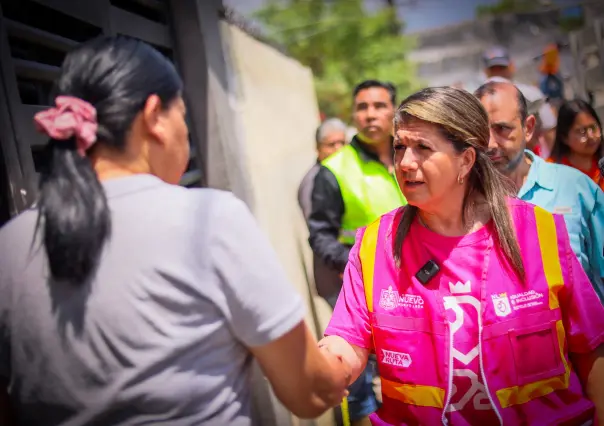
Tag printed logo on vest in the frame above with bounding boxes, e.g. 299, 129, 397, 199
380, 286, 398, 310
510, 290, 545, 310
382, 349, 412, 368
379, 286, 424, 310
491, 293, 512, 317
449, 280, 471, 294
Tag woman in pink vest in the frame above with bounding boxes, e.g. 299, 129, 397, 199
320, 87, 604, 425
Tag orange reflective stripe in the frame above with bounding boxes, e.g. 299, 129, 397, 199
534, 206, 564, 309
381, 377, 445, 408
496, 207, 569, 408
346, 220, 380, 424
359, 218, 381, 313
496, 320, 570, 408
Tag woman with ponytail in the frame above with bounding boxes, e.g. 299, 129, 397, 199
0, 36, 350, 425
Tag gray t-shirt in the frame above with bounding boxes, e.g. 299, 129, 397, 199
0, 174, 305, 426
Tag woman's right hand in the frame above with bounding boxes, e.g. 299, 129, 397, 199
319, 343, 352, 383
250, 321, 357, 419
316, 345, 352, 402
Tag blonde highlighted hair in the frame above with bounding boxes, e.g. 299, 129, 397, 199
393, 87, 525, 280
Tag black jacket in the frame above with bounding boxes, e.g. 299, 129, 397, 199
308, 136, 392, 275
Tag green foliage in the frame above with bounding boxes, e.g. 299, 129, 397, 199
558, 15, 584, 33
476, 0, 537, 17
476, 1, 585, 34
254, 0, 421, 120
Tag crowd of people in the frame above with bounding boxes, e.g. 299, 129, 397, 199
0, 36, 602, 426
301, 45, 604, 426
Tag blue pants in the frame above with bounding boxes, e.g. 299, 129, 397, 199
346, 359, 379, 421
326, 294, 379, 421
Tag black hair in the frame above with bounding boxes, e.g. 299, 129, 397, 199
474, 81, 528, 122
551, 99, 604, 161
38, 35, 182, 285
353, 80, 397, 106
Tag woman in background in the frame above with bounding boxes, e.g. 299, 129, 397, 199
549, 99, 604, 190
0, 36, 350, 426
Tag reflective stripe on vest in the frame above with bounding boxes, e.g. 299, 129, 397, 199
340, 396, 351, 426
358, 206, 571, 413
359, 216, 446, 409
495, 206, 570, 408
323, 144, 405, 245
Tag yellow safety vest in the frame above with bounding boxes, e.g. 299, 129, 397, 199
322, 143, 406, 245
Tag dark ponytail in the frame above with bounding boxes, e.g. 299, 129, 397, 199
39, 138, 109, 283
38, 35, 182, 285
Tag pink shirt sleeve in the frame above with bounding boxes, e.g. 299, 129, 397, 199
556, 215, 604, 354
324, 228, 373, 350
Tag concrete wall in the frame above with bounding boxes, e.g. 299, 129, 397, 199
569, 16, 604, 118
221, 22, 336, 426
410, 11, 572, 93
193, 0, 256, 208
188, 2, 334, 424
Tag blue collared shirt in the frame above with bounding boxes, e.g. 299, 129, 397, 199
519, 150, 604, 301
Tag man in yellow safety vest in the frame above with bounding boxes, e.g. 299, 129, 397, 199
308, 80, 406, 426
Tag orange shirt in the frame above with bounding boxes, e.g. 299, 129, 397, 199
547, 156, 604, 191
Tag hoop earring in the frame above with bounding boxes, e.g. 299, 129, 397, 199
457, 173, 464, 185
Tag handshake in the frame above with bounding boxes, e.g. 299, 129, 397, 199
317, 335, 368, 405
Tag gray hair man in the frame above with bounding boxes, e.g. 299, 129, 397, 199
298, 118, 347, 220
297, 118, 347, 350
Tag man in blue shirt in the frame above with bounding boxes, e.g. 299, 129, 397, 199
475, 81, 604, 301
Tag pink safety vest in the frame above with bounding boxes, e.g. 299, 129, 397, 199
359, 201, 595, 426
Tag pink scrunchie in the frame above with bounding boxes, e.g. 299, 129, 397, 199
34, 96, 98, 156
